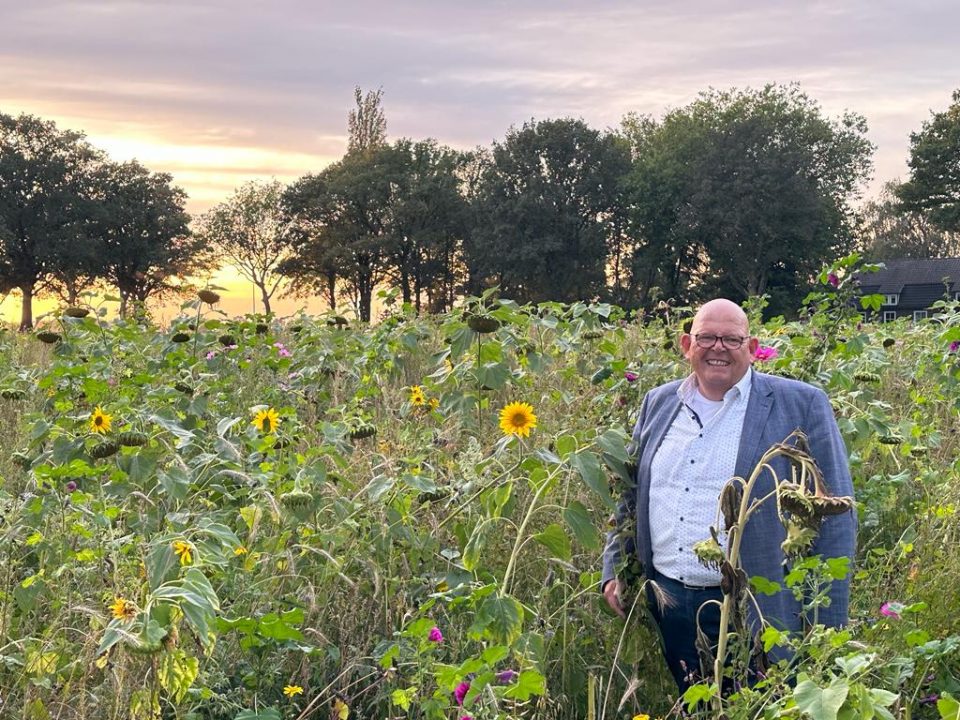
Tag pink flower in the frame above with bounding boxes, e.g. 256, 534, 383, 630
950, 341, 960, 353
753, 346, 778, 362
827, 272, 839, 287
427, 626, 443, 643
459, 716, 473, 720
65, 481, 78, 492
624, 371, 639, 382
454, 681, 470, 705
205, 350, 217, 360
497, 669, 518, 684
278, 348, 292, 358
880, 601, 904, 619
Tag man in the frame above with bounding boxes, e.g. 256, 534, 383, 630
601, 299, 856, 691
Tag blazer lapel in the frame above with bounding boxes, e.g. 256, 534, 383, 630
735, 371, 774, 479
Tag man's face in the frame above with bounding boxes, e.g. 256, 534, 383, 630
680, 303, 758, 401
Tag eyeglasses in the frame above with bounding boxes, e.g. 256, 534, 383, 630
694, 333, 749, 350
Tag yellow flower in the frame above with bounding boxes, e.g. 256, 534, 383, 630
409, 386, 426, 406
252, 407, 280, 434
234, 545, 248, 556
332, 696, 350, 719
428, 397, 440, 411
499, 401, 537, 438
632, 715, 651, 720
172, 539, 193, 566
283, 685, 304, 698
89, 407, 112, 434
109, 596, 137, 621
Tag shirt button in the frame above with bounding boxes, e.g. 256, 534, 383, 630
690, 459, 695, 464
685, 487, 690, 492
678, 547, 683, 552
680, 516, 684, 521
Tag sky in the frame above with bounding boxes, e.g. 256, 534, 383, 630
2, 0, 959, 320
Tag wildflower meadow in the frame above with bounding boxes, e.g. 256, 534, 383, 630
2, 261, 960, 720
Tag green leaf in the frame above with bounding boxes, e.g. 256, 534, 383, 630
257, 612, 305, 642
793, 676, 850, 720
367, 474, 396, 502
937, 692, 960, 720
563, 500, 600, 551
533, 523, 572, 561
234, 709, 281, 720
504, 670, 546, 701
682, 682, 718, 711
474, 594, 524, 645
462, 520, 490, 572
158, 649, 199, 703
569, 450, 615, 510
481, 645, 509, 665
750, 575, 782, 596
596, 428, 630, 464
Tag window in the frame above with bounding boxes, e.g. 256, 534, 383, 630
955, 292, 960, 301
913, 310, 928, 321
884, 294, 900, 306
883, 311, 897, 322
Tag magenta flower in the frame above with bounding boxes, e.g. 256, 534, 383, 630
497, 669, 518, 684
427, 626, 443, 643
753, 346, 778, 362
880, 601, 904, 619
459, 716, 473, 720
205, 350, 217, 360
827, 272, 839, 288
65, 480, 78, 492
950, 341, 960, 353
624, 371, 639, 382
454, 681, 470, 705
920, 693, 940, 705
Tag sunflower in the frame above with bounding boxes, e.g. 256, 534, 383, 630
172, 539, 193, 566
252, 407, 280, 434
89, 407, 112, 434
234, 545, 248, 556
499, 401, 537, 438
109, 596, 138, 622
428, 397, 440, 411
409, 386, 426, 406
283, 685, 304, 698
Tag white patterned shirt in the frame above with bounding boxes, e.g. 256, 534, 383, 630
648, 369, 753, 586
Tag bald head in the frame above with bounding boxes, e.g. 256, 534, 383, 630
690, 299, 750, 336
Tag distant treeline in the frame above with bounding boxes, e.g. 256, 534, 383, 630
2, 84, 958, 327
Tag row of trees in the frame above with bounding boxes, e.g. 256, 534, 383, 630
3, 85, 959, 326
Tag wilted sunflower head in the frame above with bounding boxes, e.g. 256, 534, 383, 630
252, 407, 280, 434
89, 407, 113, 434
499, 401, 537, 438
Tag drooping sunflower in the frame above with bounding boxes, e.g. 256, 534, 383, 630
499, 401, 537, 438
172, 539, 193, 566
409, 385, 427, 406
109, 596, 138, 622
89, 407, 113, 434
252, 407, 280, 434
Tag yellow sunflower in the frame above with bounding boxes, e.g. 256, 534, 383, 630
109, 596, 138, 621
428, 397, 440, 410
252, 407, 280, 434
283, 685, 304, 698
234, 545, 248, 556
409, 385, 426, 406
172, 539, 193, 566
499, 401, 537, 438
89, 407, 112, 434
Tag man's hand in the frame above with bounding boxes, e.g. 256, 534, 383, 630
603, 579, 626, 619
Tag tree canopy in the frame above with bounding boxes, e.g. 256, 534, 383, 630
897, 89, 960, 233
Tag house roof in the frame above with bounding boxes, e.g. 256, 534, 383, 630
858, 257, 960, 294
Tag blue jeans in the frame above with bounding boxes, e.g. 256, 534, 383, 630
648, 570, 724, 693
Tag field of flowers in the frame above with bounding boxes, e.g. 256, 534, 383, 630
2, 274, 960, 720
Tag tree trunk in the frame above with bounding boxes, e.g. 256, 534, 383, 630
259, 283, 272, 315
325, 272, 337, 311
19, 284, 34, 331
119, 291, 129, 319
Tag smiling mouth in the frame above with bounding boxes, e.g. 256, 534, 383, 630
706, 359, 730, 366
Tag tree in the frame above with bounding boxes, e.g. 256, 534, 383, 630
282, 148, 397, 322
861, 181, 960, 260
347, 86, 387, 155
897, 89, 960, 233
196, 180, 292, 315
384, 139, 469, 312
623, 85, 873, 314
465, 118, 631, 304
92, 160, 204, 317
0, 112, 103, 328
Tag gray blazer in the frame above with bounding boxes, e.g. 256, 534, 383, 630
601, 370, 857, 632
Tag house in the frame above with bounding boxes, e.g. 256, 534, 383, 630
858, 257, 960, 322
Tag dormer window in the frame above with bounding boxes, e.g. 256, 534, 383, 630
884, 294, 900, 306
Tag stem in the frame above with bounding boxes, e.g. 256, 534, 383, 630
500, 466, 559, 595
